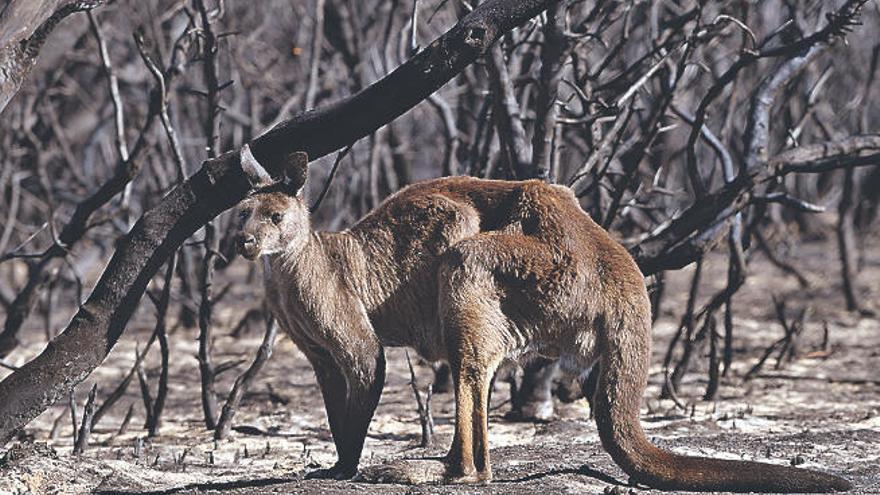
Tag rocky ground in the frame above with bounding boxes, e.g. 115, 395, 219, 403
1, 236, 878, 494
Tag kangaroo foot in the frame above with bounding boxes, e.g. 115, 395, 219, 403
357, 458, 447, 484
305, 462, 357, 480
504, 397, 555, 422
445, 470, 491, 484
522, 397, 555, 421
443, 460, 491, 484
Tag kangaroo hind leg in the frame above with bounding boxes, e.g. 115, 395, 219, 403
444, 327, 505, 484
440, 264, 508, 484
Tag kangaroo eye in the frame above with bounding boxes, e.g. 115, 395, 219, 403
271, 212, 283, 225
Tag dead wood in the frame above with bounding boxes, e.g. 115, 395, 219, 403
0, 0, 557, 446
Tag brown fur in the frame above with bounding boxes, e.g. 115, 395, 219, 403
235, 165, 851, 491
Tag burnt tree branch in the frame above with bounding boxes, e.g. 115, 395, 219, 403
0, 24, 194, 358
486, 43, 531, 179
0, 0, 103, 113
630, 0, 869, 275
0, 0, 556, 446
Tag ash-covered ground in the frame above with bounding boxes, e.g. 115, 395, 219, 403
1, 237, 878, 494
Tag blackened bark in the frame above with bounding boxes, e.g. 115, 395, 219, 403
0, 1, 102, 113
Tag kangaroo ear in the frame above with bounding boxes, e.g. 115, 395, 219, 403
282, 151, 309, 196
240, 144, 273, 188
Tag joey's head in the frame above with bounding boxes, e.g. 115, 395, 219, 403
234, 146, 310, 261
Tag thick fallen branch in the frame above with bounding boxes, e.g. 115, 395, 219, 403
0, 0, 555, 446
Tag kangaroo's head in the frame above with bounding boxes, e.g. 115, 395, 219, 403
234, 146, 310, 260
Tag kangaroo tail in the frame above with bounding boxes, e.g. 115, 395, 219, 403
589, 307, 851, 493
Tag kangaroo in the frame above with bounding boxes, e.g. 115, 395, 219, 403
233, 146, 851, 492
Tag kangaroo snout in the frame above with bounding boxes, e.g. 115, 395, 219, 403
236, 233, 259, 260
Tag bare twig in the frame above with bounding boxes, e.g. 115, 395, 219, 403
531, 0, 567, 181
310, 145, 353, 213
404, 350, 434, 447
304, 0, 326, 110
197, 224, 220, 430
69, 389, 79, 446
73, 384, 98, 454
148, 255, 176, 437
136, 346, 155, 428
193, 0, 226, 431
215, 317, 278, 440
87, 11, 129, 164
91, 343, 153, 430
486, 43, 531, 179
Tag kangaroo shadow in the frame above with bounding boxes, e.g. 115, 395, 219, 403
496, 464, 625, 487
